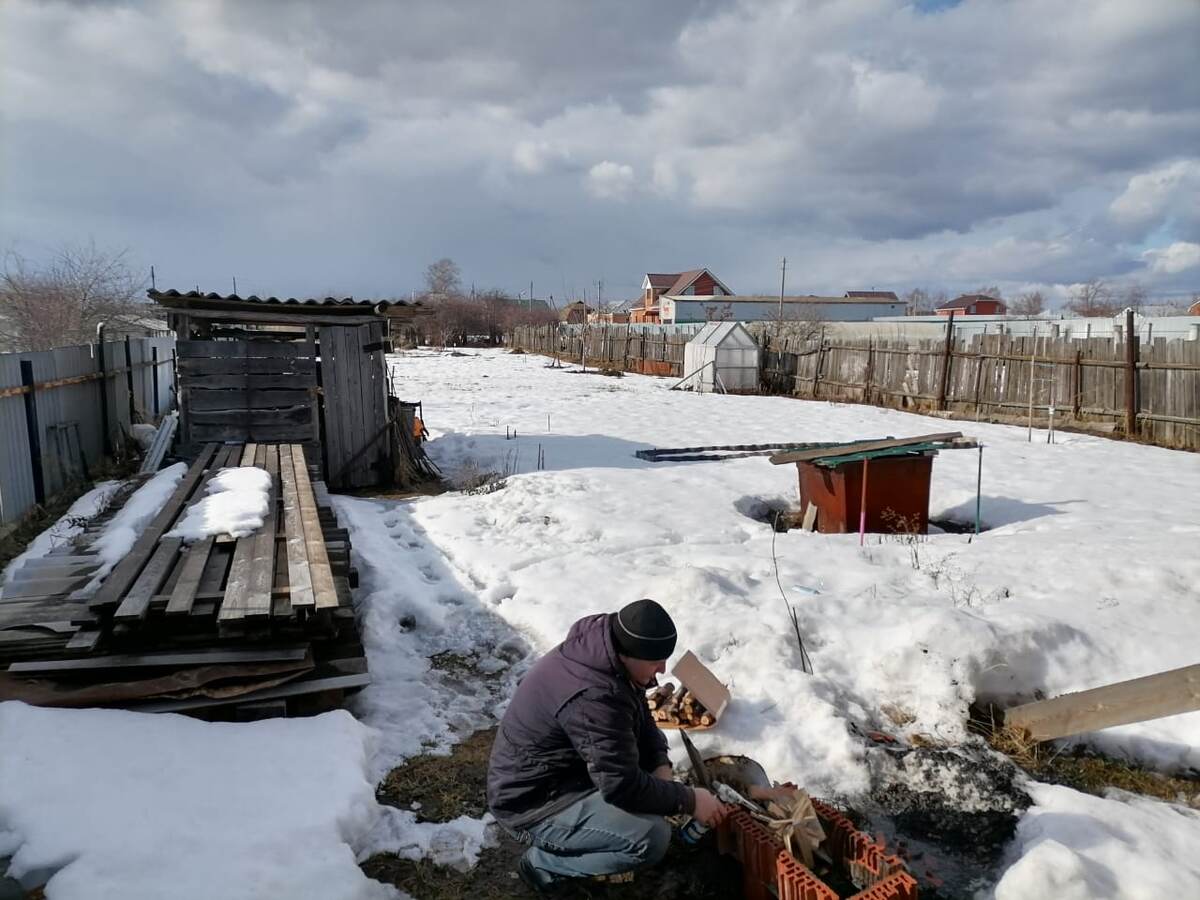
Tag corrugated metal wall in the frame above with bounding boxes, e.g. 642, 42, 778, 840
0, 336, 176, 526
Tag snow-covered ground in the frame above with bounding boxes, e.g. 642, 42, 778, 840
2, 346, 1197, 898
366, 348, 1200, 896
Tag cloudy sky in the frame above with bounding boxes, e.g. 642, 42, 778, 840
3, 0, 1198, 306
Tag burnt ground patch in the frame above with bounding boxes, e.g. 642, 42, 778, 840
862, 745, 1032, 900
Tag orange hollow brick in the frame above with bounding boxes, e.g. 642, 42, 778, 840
846, 871, 920, 900
776, 850, 837, 900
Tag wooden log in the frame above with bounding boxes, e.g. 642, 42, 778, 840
1004, 663, 1200, 742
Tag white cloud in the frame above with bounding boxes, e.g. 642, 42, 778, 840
1142, 241, 1200, 275
584, 161, 635, 201
512, 140, 571, 174
1109, 159, 1200, 229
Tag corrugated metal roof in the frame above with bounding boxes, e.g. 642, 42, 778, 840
149, 289, 401, 309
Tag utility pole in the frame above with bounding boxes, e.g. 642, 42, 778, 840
777, 257, 787, 337
530, 281, 534, 311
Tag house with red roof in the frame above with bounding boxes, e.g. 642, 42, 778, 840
630, 269, 734, 323
936, 294, 1007, 316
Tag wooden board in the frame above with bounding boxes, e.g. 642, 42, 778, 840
291, 444, 339, 609
8, 645, 310, 674
769, 431, 963, 466
1, 575, 94, 599
177, 340, 315, 360
186, 389, 314, 412
185, 372, 317, 391
178, 356, 317, 377
129, 672, 371, 714
279, 443, 315, 609
241, 444, 279, 619
189, 406, 311, 427
1005, 663, 1200, 742
88, 443, 218, 610
113, 537, 183, 620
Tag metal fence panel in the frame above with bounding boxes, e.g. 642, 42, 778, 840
0, 355, 36, 527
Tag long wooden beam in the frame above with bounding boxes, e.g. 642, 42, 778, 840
1004, 663, 1200, 741
769, 432, 964, 465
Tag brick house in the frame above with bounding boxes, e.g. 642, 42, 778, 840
629, 269, 734, 323
936, 294, 1008, 316
560, 300, 594, 324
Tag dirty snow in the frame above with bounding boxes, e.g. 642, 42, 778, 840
2, 479, 121, 583
166, 466, 272, 541
0, 702, 399, 900
352, 347, 1200, 897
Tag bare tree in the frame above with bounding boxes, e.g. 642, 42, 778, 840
1064, 279, 1119, 317
424, 257, 463, 298
1120, 283, 1147, 313
1010, 290, 1045, 317
0, 243, 148, 352
903, 288, 937, 315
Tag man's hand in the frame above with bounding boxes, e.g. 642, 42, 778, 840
692, 788, 732, 827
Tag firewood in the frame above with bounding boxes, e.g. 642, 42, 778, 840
700, 713, 714, 726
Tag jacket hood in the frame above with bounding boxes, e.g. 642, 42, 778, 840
558, 613, 621, 680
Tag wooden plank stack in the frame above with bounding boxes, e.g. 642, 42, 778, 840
0, 442, 369, 719
647, 681, 716, 729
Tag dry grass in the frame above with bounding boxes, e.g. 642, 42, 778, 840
974, 711, 1200, 808
376, 727, 496, 822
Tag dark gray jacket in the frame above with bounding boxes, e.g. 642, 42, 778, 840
487, 613, 696, 830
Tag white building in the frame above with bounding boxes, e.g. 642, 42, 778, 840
661, 294, 906, 324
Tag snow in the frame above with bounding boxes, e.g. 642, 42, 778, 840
2, 480, 120, 583
166, 466, 272, 541
0, 702, 398, 900
83, 463, 186, 589
993, 782, 1200, 899
2, 346, 1195, 898
353, 347, 1200, 895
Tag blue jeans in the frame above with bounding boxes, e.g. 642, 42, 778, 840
509, 792, 672, 888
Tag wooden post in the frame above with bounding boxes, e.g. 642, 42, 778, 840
863, 338, 874, 404
306, 325, 321, 446
971, 336, 984, 416
1005, 663, 1200, 742
151, 346, 160, 418
96, 327, 112, 458
19, 360, 45, 505
811, 327, 826, 399
937, 311, 955, 411
1080, 350, 1089, 424
124, 335, 136, 425
1124, 308, 1137, 437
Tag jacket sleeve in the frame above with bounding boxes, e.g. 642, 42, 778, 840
559, 689, 695, 817
638, 705, 672, 773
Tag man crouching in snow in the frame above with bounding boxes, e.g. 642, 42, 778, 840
487, 598, 731, 893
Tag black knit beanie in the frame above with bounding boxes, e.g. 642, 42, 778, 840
611, 599, 677, 660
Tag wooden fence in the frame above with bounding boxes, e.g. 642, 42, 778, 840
0, 336, 176, 527
507, 322, 1200, 451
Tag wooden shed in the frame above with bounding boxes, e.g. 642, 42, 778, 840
151, 290, 398, 490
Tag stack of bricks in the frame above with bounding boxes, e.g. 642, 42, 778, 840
716, 803, 920, 900
811, 799, 919, 899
